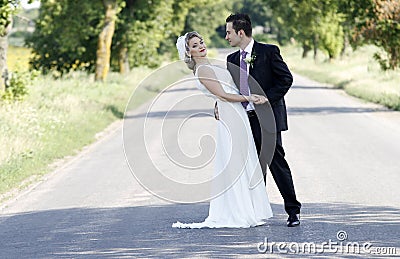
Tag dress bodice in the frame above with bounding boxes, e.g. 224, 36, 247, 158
194, 65, 239, 99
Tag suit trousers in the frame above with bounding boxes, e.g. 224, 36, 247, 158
248, 111, 301, 215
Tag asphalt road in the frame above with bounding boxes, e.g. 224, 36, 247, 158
1, 58, 399, 258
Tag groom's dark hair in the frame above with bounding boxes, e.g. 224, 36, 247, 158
226, 13, 252, 37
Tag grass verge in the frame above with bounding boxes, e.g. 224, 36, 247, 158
281, 44, 400, 110
0, 61, 189, 199
7, 45, 31, 71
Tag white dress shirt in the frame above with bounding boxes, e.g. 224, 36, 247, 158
241, 38, 255, 111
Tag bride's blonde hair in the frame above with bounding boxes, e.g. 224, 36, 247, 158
180, 31, 203, 71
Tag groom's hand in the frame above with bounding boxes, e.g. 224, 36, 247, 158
252, 94, 269, 105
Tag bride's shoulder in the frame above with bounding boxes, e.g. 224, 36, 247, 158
196, 64, 217, 78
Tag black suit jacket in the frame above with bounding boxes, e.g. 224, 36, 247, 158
227, 41, 293, 132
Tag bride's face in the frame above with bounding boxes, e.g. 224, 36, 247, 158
188, 37, 207, 58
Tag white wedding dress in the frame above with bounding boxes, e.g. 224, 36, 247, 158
172, 64, 273, 228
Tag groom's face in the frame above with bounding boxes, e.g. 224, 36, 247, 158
225, 22, 241, 47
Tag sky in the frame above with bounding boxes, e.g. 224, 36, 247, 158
20, 0, 40, 9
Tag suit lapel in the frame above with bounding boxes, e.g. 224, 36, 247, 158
228, 50, 241, 91
232, 50, 240, 67
249, 41, 260, 76
248, 41, 265, 96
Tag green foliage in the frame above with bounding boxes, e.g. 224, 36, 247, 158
27, 0, 104, 76
1, 1, 35, 35
317, 11, 344, 59
210, 32, 230, 48
0, 0, 17, 35
352, 0, 400, 70
121, 0, 177, 68
267, 0, 298, 45
267, 0, 347, 59
283, 44, 400, 111
156, 0, 222, 61
253, 33, 273, 44
18, 0, 400, 75
182, 0, 228, 50
30, 0, 205, 74
1, 69, 36, 101
232, 0, 272, 28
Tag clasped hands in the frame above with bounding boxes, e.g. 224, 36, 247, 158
248, 94, 268, 105
214, 94, 268, 120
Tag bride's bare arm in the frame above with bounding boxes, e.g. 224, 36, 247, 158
197, 66, 256, 103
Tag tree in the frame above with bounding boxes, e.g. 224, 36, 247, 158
292, 0, 326, 59
118, 0, 176, 69
353, 0, 400, 70
113, 0, 214, 70
111, 0, 135, 74
30, 0, 237, 78
30, 0, 204, 77
0, 0, 21, 92
183, 0, 229, 48
317, 10, 344, 60
232, 0, 272, 28
266, 0, 297, 45
95, 0, 123, 81
266, 0, 346, 60
28, 0, 104, 76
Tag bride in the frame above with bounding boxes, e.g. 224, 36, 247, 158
172, 31, 273, 228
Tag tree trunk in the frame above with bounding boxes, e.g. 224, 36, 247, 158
389, 46, 399, 70
276, 30, 282, 46
118, 46, 129, 74
95, 0, 117, 81
340, 31, 349, 58
302, 44, 311, 58
328, 53, 333, 62
0, 22, 12, 92
313, 34, 318, 61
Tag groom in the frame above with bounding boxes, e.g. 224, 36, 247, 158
224, 13, 301, 227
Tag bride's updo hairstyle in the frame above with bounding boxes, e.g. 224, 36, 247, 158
176, 31, 203, 71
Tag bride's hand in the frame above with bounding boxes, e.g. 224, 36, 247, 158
248, 95, 259, 103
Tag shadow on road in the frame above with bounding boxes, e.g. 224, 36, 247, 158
124, 109, 213, 119
288, 106, 388, 115
1, 203, 399, 258
292, 85, 334, 90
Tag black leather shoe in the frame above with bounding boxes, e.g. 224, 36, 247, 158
287, 214, 300, 227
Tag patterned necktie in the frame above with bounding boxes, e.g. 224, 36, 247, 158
240, 50, 249, 108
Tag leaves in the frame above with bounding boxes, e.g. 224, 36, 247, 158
29, 0, 206, 74
27, 0, 104, 76
23, 0, 400, 75
353, 0, 400, 69
0, 0, 19, 36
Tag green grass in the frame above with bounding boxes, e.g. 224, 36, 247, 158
0, 72, 135, 196
1, 42, 193, 200
1, 43, 195, 200
0, 63, 191, 198
281, 44, 400, 110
